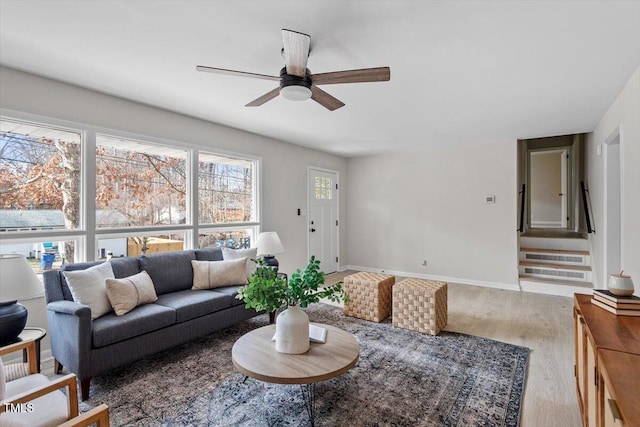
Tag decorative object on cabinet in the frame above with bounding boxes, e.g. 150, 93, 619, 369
607, 272, 635, 296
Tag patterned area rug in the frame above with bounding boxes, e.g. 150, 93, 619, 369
81, 304, 529, 426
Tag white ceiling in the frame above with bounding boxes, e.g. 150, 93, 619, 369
1, 1, 638, 157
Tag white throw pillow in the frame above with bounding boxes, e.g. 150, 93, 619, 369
105, 271, 158, 316
63, 262, 115, 319
192, 258, 248, 290
221, 247, 258, 278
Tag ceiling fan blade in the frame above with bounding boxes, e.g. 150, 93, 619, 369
311, 86, 345, 111
246, 87, 280, 107
282, 29, 310, 77
310, 67, 391, 85
196, 65, 280, 82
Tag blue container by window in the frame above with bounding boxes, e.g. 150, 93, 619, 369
40, 253, 55, 270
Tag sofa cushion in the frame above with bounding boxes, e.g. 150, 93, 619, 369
194, 248, 224, 261
106, 271, 158, 316
63, 262, 115, 320
139, 251, 196, 295
210, 286, 244, 306
191, 258, 248, 290
155, 290, 232, 323
92, 303, 176, 348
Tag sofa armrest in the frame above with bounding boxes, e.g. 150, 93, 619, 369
46, 301, 93, 380
47, 300, 92, 317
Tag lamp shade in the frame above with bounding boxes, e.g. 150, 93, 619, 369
0, 254, 44, 301
256, 232, 285, 256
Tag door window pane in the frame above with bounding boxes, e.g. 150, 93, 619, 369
198, 153, 255, 224
314, 176, 332, 200
96, 135, 187, 227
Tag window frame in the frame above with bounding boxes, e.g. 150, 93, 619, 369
0, 109, 262, 265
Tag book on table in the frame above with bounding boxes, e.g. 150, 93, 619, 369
593, 294, 640, 310
309, 324, 327, 343
270, 324, 328, 343
593, 289, 640, 303
591, 298, 640, 316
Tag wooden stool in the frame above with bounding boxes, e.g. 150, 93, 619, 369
343, 272, 395, 322
393, 278, 447, 335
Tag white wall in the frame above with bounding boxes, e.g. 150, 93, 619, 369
0, 66, 348, 353
346, 140, 519, 289
0, 66, 347, 273
586, 66, 640, 292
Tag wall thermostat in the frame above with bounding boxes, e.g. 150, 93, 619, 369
485, 195, 496, 204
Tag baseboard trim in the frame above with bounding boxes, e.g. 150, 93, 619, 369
342, 265, 520, 292
4, 349, 53, 367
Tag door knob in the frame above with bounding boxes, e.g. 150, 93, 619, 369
310, 228, 316, 232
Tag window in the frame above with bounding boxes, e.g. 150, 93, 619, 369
0, 119, 82, 230
1, 115, 261, 273
0, 238, 79, 274
198, 228, 254, 250
314, 176, 333, 199
198, 153, 255, 224
96, 135, 187, 228
97, 233, 185, 259
0, 119, 82, 269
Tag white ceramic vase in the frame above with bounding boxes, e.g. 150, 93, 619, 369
608, 274, 635, 296
275, 305, 310, 354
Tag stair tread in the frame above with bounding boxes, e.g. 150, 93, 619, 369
519, 275, 593, 288
519, 260, 592, 271
520, 247, 589, 256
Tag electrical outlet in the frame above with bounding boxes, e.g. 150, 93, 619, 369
421, 260, 428, 267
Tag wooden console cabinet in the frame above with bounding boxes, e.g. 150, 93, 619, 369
573, 294, 640, 427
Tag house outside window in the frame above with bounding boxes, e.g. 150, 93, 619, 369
0, 116, 261, 273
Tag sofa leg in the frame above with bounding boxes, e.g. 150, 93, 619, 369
81, 377, 91, 401
54, 359, 63, 374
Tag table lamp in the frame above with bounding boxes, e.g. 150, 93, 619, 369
256, 232, 285, 272
0, 254, 44, 345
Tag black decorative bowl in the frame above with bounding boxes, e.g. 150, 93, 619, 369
0, 300, 27, 345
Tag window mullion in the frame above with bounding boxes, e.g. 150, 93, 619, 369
188, 148, 198, 249
84, 129, 97, 262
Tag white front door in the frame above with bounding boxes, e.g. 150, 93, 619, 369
308, 168, 338, 274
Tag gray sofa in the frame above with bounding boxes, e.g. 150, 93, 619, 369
43, 248, 259, 400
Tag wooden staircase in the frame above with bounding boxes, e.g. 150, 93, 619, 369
518, 235, 593, 297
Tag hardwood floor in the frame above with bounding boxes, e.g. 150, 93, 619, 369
324, 270, 582, 426
41, 270, 581, 426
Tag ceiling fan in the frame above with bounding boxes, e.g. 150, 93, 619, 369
196, 29, 390, 111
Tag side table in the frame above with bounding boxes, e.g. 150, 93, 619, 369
17, 327, 47, 373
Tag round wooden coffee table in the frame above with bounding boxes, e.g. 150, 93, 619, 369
232, 323, 359, 425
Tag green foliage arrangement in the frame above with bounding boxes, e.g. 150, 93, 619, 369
236, 255, 349, 312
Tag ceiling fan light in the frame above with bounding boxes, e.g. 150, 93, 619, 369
280, 85, 312, 101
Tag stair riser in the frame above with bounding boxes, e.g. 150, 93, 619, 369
519, 252, 590, 266
519, 266, 592, 282
520, 280, 593, 298
519, 236, 588, 251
